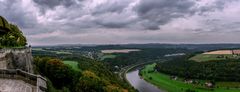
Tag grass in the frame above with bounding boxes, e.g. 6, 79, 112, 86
216, 82, 240, 88
141, 63, 240, 92
0, 46, 26, 49
101, 54, 117, 60
32, 48, 44, 51
189, 54, 239, 62
63, 60, 81, 71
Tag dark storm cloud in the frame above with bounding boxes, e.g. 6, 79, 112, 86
33, 0, 80, 9
95, 21, 128, 28
135, 0, 196, 30
33, 0, 84, 14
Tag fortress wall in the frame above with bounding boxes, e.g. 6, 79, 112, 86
0, 47, 47, 92
0, 69, 47, 92
0, 47, 33, 73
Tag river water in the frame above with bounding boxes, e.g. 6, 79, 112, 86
126, 69, 165, 92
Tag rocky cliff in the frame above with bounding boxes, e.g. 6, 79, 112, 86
0, 47, 33, 73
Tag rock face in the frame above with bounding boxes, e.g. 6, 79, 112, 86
0, 47, 33, 73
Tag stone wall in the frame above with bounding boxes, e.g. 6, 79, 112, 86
0, 47, 47, 92
0, 69, 47, 92
0, 47, 33, 73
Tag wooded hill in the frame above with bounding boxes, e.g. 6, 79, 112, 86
156, 55, 240, 82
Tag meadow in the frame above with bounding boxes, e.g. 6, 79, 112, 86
189, 54, 234, 62
141, 64, 240, 92
63, 60, 81, 71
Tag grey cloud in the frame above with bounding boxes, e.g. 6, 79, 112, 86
96, 21, 127, 28
92, 0, 131, 15
33, 0, 80, 9
90, 0, 137, 29
0, 0, 37, 28
135, 0, 196, 30
94, 14, 137, 29
2, 0, 240, 45
197, 0, 238, 15
33, 0, 84, 14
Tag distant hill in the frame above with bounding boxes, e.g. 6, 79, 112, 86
36, 43, 240, 51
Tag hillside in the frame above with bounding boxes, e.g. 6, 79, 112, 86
34, 56, 135, 92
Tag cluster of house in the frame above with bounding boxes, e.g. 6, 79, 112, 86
170, 76, 214, 88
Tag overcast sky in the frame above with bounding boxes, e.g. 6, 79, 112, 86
1, 0, 240, 45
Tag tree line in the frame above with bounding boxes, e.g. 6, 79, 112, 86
155, 55, 240, 82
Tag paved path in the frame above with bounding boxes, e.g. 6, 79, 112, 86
0, 79, 35, 92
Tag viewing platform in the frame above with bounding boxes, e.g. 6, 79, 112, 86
0, 69, 47, 92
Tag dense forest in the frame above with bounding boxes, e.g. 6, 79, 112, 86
155, 55, 240, 82
34, 56, 135, 92
0, 16, 27, 47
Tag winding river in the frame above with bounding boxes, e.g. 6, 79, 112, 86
126, 69, 165, 92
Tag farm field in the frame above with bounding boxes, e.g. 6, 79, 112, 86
190, 49, 240, 62
101, 49, 141, 54
141, 64, 240, 92
189, 54, 235, 62
203, 50, 233, 54
32, 48, 72, 54
63, 60, 81, 71
32, 48, 44, 51
100, 54, 117, 60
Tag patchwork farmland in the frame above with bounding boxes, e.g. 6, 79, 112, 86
203, 50, 233, 54
190, 49, 240, 62
101, 49, 141, 54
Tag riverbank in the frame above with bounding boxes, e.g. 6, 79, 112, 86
120, 61, 161, 84
140, 64, 240, 92
120, 61, 165, 92
126, 70, 164, 92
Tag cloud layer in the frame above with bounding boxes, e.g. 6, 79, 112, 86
1, 0, 240, 45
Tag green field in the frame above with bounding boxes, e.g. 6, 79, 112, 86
101, 54, 117, 60
54, 51, 72, 54
189, 54, 238, 62
32, 48, 72, 55
63, 60, 81, 71
32, 48, 44, 51
141, 64, 240, 92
